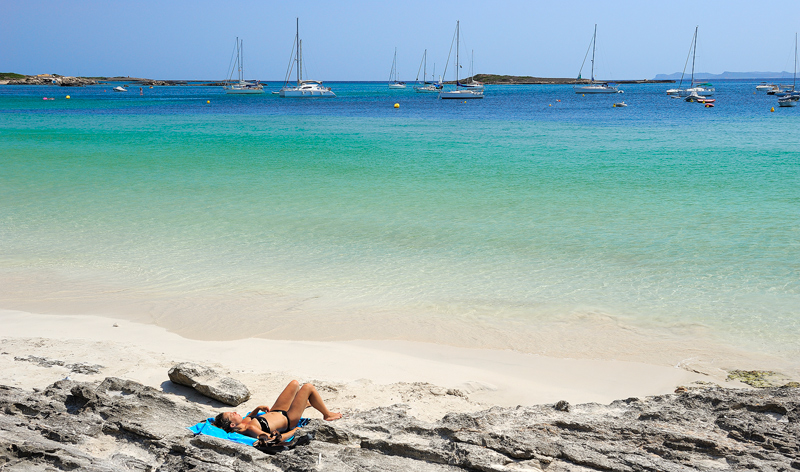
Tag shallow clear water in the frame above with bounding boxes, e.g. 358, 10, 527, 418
1, 82, 798, 365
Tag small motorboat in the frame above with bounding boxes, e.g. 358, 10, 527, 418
697, 97, 715, 104
113, 86, 127, 92
756, 82, 775, 91
778, 94, 799, 107
684, 92, 702, 102
612, 101, 627, 107
766, 85, 784, 95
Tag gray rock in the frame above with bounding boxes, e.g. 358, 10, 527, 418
14, 354, 103, 374
1, 376, 799, 471
168, 362, 251, 406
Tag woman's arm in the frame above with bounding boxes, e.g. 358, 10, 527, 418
245, 405, 271, 418
254, 426, 301, 447
238, 418, 266, 438
275, 427, 300, 442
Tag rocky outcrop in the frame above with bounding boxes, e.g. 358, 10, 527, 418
14, 354, 103, 375
5, 75, 99, 86
138, 80, 171, 86
168, 362, 251, 406
2, 75, 174, 86
1, 376, 798, 471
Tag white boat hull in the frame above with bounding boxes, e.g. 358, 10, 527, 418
224, 86, 264, 94
439, 89, 484, 99
388, 83, 406, 89
684, 87, 714, 96
669, 87, 714, 97
414, 85, 440, 93
279, 89, 336, 97
573, 84, 621, 94
279, 86, 335, 97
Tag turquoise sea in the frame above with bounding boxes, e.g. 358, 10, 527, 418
1, 82, 798, 370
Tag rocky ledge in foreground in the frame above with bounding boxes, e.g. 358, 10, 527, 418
1, 378, 798, 471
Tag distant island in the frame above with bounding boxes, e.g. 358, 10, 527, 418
654, 71, 794, 80
6, 71, 789, 86
0, 74, 196, 86
3, 72, 676, 87
450, 75, 675, 85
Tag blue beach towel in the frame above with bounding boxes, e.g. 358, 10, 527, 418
188, 413, 310, 446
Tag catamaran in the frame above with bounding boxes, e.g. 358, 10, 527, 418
223, 37, 264, 94
573, 25, 622, 94
439, 21, 484, 99
666, 27, 714, 97
777, 33, 799, 108
279, 18, 335, 98
388, 48, 406, 89
413, 50, 442, 93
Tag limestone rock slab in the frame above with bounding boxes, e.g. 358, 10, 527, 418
168, 362, 251, 406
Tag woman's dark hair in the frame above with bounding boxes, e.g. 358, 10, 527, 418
214, 413, 233, 432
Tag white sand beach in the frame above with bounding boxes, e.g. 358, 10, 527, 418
0, 308, 766, 422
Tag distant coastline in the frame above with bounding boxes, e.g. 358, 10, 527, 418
460, 74, 675, 85
4, 71, 794, 86
3, 73, 675, 87
654, 71, 794, 80
0, 74, 219, 86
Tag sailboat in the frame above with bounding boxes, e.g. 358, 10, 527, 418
459, 50, 484, 89
778, 33, 799, 108
573, 25, 622, 94
223, 37, 264, 94
666, 27, 714, 97
413, 50, 442, 93
279, 18, 335, 98
388, 48, 406, 89
439, 21, 484, 100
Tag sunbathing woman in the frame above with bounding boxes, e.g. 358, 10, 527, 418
214, 380, 342, 445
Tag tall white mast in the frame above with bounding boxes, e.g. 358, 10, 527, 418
295, 18, 302, 84
690, 26, 698, 87
456, 21, 460, 86
591, 24, 596, 82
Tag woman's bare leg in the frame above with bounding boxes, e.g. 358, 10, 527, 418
270, 380, 301, 412
287, 383, 341, 427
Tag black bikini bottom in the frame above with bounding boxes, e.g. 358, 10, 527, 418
256, 410, 290, 434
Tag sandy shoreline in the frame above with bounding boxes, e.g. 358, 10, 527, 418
0, 308, 762, 422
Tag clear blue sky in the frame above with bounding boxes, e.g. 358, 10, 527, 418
1, 0, 797, 80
